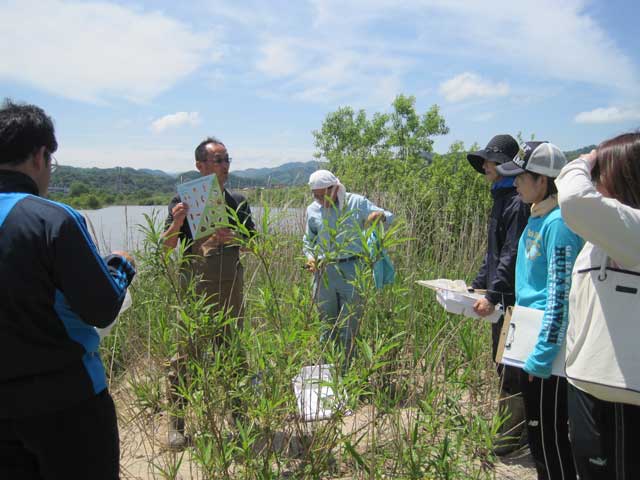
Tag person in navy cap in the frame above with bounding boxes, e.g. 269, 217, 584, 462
467, 134, 530, 455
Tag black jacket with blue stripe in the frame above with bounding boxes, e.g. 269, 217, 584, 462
0, 170, 135, 419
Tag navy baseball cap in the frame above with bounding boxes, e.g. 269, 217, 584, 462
467, 134, 520, 174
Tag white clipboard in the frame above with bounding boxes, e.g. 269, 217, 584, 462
496, 305, 566, 377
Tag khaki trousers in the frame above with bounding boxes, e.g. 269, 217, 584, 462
168, 245, 246, 424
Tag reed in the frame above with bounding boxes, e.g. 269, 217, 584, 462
101, 152, 508, 479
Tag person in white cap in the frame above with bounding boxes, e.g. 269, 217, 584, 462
497, 141, 583, 480
303, 169, 393, 368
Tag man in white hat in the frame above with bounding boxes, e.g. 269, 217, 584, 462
303, 170, 393, 368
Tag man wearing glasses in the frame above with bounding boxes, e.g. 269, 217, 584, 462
0, 100, 136, 479
162, 137, 255, 449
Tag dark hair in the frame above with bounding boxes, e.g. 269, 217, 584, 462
593, 132, 640, 209
0, 99, 57, 166
194, 136, 225, 163
527, 171, 557, 199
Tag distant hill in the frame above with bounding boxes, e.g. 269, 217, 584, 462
232, 161, 325, 186
172, 160, 324, 188
138, 168, 172, 177
49, 145, 593, 198
564, 145, 597, 161
52, 166, 176, 196
172, 170, 261, 189
50, 160, 325, 197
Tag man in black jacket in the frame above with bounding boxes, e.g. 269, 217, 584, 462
0, 100, 135, 479
468, 134, 530, 455
162, 136, 255, 449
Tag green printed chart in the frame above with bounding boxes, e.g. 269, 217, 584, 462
177, 174, 226, 240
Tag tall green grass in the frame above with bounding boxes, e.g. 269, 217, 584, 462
103, 152, 507, 479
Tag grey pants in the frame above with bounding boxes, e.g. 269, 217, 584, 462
313, 259, 362, 368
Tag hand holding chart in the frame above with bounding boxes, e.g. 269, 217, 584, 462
176, 174, 227, 240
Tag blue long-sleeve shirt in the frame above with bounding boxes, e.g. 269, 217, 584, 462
303, 192, 393, 260
515, 204, 583, 379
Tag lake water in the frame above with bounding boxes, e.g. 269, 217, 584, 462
80, 205, 306, 254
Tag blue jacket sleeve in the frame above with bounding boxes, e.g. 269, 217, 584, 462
523, 219, 582, 378
486, 198, 529, 306
302, 205, 318, 259
53, 207, 136, 328
359, 196, 394, 226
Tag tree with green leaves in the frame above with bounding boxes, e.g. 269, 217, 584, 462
313, 94, 449, 196
312, 95, 494, 251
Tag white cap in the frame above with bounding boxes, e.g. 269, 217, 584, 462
497, 141, 568, 178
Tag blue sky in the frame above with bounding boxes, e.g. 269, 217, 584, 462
1, 0, 639, 172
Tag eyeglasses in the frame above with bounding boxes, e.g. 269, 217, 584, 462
45, 150, 58, 174
205, 154, 232, 165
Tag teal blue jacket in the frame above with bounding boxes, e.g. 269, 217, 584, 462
368, 229, 395, 289
303, 192, 393, 260
515, 204, 583, 379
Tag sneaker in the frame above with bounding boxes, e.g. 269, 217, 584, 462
167, 429, 187, 450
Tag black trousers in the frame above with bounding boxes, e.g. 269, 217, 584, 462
0, 390, 119, 480
568, 383, 640, 480
520, 372, 576, 480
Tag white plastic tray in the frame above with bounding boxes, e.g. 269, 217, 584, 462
416, 279, 502, 323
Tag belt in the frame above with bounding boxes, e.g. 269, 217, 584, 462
194, 245, 240, 258
210, 245, 240, 255
336, 255, 359, 263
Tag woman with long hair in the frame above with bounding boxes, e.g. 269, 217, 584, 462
556, 132, 640, 479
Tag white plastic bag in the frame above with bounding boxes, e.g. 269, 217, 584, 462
96, 290, 132, 340
293, 364, 339, 421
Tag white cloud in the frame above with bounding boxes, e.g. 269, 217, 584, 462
575, 107, 640, 124
253, 37, 410, 106
309, 0, 639, 93
439, 73, 509, 103
471, 112, 496, 122
256, 39, 301, 77
236, 0, 638, 109
0, 0, 220, 103
151, 112, 201, 133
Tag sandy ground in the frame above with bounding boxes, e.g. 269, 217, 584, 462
117, 398, 538, 480
493, 449, 537, 480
